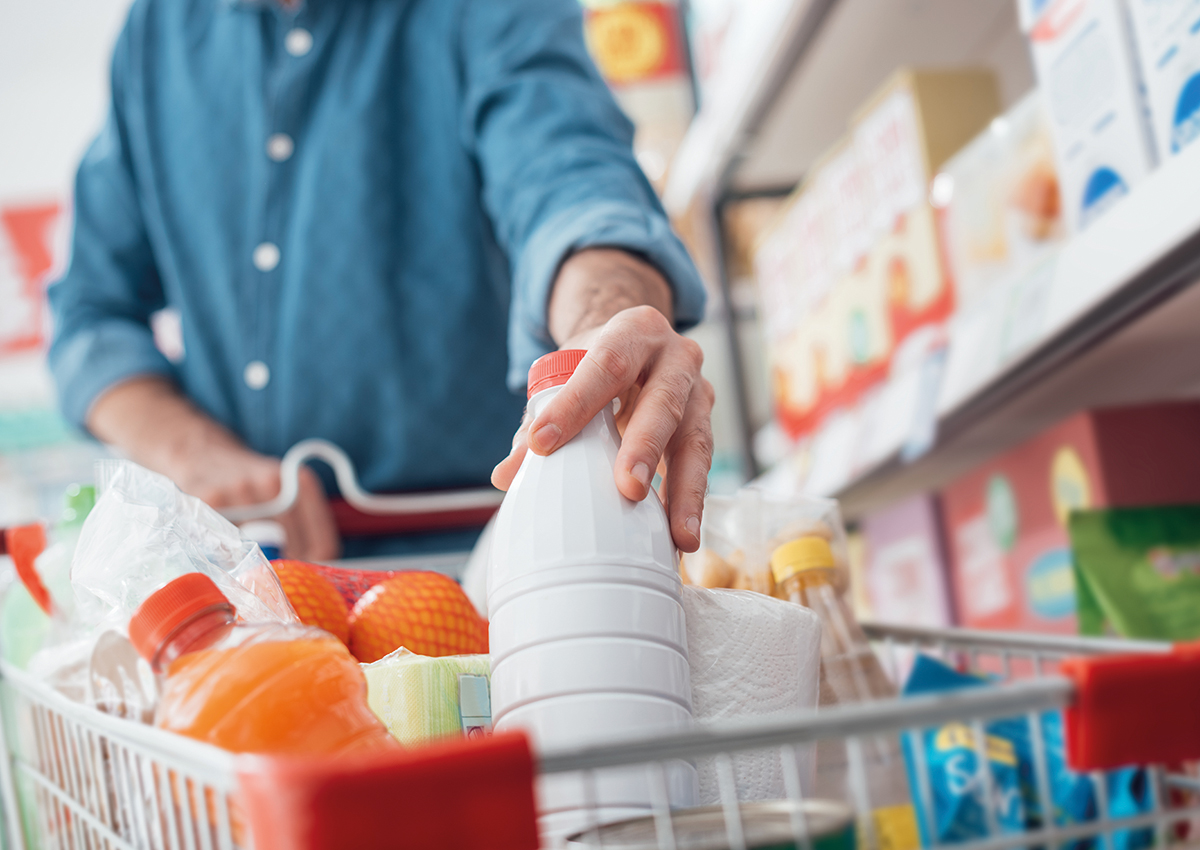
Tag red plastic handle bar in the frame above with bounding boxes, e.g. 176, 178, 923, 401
1062, 642, 1200, 771
238, 730, 539, 850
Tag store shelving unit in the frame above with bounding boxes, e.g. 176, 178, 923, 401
668, 0, 1200, 519
665, 0, 1031, 207
838, 139, 1200, 518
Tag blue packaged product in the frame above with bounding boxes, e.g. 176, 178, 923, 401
901, 655, 1026, 845
901, 655, 1152, 849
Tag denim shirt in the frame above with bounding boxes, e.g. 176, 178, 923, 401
48, 0, 706, 496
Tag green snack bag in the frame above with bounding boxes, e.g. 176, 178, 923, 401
1069, 505, 1200, 640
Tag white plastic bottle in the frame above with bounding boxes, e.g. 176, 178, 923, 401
488, 350, 697, 842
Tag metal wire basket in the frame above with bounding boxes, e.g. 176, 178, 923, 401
3, 621, 1198, 850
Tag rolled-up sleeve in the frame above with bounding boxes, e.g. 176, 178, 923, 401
459, 0, 707, 390
47, 17, 173, 430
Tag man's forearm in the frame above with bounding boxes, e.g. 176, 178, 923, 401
87, 376, 248, 477
549, 248, 674, 345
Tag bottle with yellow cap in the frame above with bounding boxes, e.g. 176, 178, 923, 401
771, 537, 919, 850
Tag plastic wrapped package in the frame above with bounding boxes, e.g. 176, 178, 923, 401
682, 488, 850, 594
362, 648, 492, 745
902, 654, 1152, 850
24, 461, 298, 718
71, 460, 297, 630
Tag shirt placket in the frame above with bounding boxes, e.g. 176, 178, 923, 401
245, 1, 315, 452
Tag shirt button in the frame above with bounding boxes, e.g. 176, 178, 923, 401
252, 242, 280, 272
244, 361, 271, 390
266, 133, 294, 162
285, 28, 313, 57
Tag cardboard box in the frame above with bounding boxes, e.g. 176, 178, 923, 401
936, 89, 1066, 311
1125, 0, 1200, 161
861, 494, 954, 628
941, 402, 1200, 633
756, 69, 999, 439
1020, 0, 1157, 232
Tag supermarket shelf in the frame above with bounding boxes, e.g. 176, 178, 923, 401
664, 0, 1032, 212
833, 140, 1200, 520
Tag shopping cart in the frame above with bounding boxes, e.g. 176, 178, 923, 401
4, 443, 1200, 849
5, 620, 1200, 850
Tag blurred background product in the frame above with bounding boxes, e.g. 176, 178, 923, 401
1070, 504, 1200, 640
1125, 0, 1200, 162
755, 69, 999, 445
1019, 0, 1157, 232
859, 495, 954, 633
940, 402, 1200, 635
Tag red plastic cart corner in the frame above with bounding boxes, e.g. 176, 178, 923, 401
237, 730, 539, 850
1062, 641, 1200, 771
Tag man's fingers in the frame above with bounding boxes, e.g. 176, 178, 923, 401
528, 307, 672, 455
613, 338, 703, 501
663, 378, 715, 553
491, 424, 530, 491
189, 459, 281, 508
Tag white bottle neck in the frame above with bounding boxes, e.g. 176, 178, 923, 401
527, 385, 619, 422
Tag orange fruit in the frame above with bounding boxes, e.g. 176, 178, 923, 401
348, 571, 488, 663
271, 560, 351, 645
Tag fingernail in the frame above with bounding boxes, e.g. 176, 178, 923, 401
630, 462, 651, 489
531, 423, 561, 452
685, 515, 701, 540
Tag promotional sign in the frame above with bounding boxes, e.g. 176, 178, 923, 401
0, 203, 61, 354
583, 2, 687, 86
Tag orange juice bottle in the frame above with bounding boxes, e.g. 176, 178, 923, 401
128, 573, 396, 755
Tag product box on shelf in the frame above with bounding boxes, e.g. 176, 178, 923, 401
936, 90, 1065, 312
755, 68, 1000, 441
933, 90, 1068, 414
1125, 0, 1200, 162
940, 402, 1200, 634
1019, 0, 1157, 232
861, 494, 954, 629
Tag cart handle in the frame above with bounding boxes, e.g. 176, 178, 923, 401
218, 439, 505, 524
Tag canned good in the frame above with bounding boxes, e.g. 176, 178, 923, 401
566, 799, 856, 850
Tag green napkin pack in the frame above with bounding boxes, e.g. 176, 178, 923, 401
1069, 505, 1200, 640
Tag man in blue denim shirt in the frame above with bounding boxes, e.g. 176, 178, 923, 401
48, 0, 713, 559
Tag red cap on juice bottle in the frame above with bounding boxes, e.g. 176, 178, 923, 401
128, 573, 234, 661
527, 349, 587, 399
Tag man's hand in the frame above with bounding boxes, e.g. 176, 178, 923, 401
491, 249, 714, 552
89, 376, 341, 561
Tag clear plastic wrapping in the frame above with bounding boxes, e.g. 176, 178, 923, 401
25, 461, 298, 718
683, 488, 850, 594
72, 460, 296, 630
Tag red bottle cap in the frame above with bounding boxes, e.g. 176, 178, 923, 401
527, 349, 587, 399
128, 573, 234, 661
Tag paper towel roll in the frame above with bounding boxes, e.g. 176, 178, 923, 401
682, 585, 821, 804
